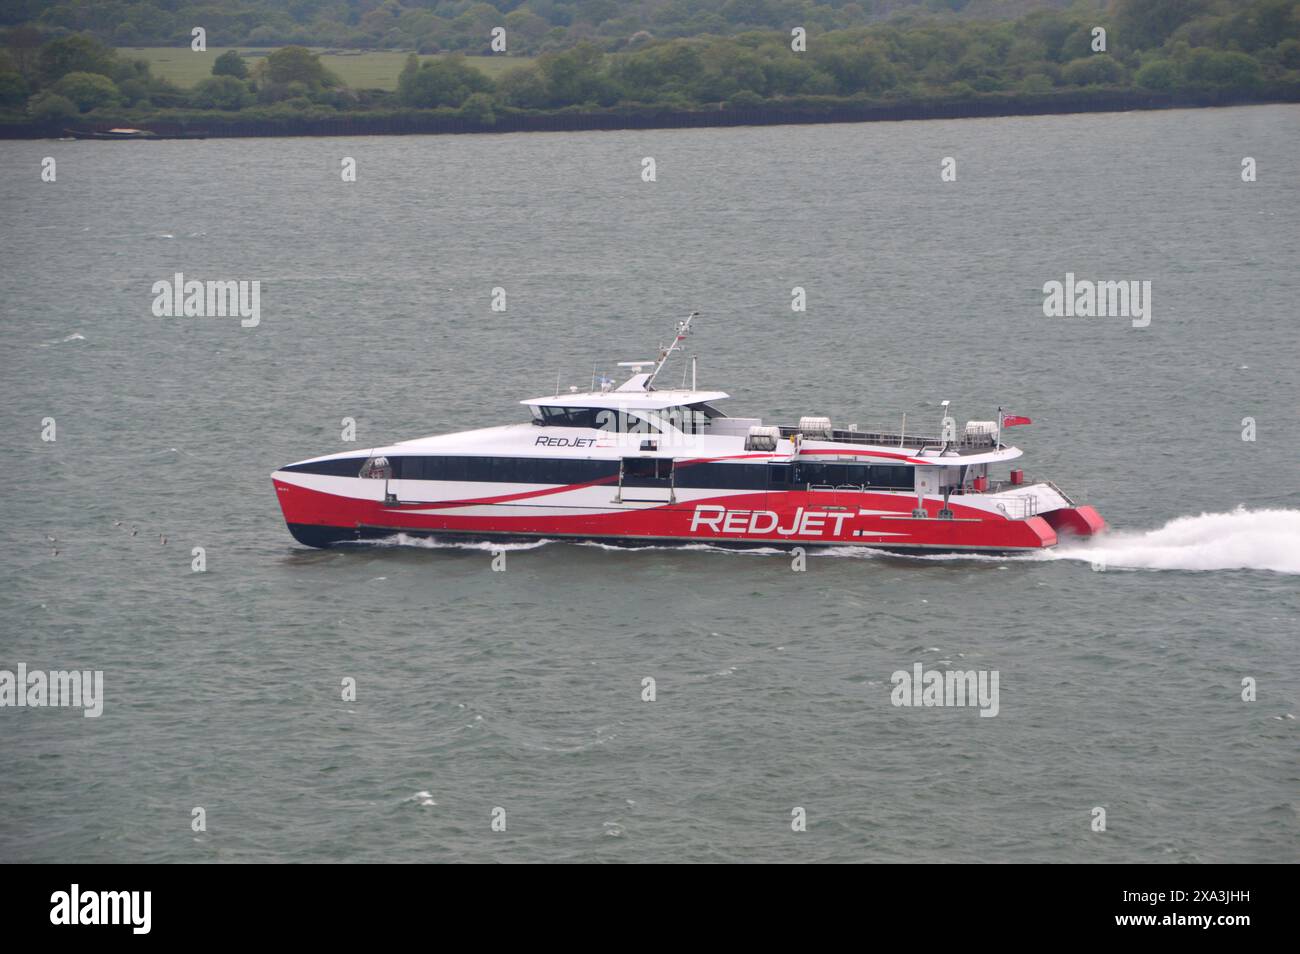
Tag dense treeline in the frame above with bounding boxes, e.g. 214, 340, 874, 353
1, 0, 1297, 131
1, 1, 1085, 55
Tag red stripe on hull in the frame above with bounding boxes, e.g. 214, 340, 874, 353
273, 479, 1059, 551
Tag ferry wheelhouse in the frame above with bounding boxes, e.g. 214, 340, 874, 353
272, 314, 1104, 552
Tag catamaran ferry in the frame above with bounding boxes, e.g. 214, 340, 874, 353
272, 314, 1104, 552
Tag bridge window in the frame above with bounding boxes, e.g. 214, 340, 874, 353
530, 406, 663, 432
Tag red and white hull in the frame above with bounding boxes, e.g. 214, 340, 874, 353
272, 315, 1104, 554
272, 469, 1103, 553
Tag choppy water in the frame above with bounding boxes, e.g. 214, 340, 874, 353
1, 105, 1297, 863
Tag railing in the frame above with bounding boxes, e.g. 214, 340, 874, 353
777, 423, 997, 450
967, 477, 1078, 506
1044, 479, 1077, 507
806, 482, 912, 493
994, 495, 1039, 519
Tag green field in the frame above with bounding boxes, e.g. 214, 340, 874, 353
121, 47, 534, 89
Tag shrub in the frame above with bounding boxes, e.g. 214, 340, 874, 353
28, 91, 79, 122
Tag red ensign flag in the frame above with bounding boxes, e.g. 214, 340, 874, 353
1002, 415, 1032, 427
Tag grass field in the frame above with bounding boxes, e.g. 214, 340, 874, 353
121, 48, 534, 90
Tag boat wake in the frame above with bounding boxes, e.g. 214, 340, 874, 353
372, 534, 553, 552
1042, 507, 1300, 575
574, 540, 786, 555
819, 507, 1300, 574
358, 509, 1299, 573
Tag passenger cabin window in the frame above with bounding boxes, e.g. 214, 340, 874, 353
793, 462, 913, 490
389, 455, 619, 484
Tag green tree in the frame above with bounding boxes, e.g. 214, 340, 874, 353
458, 90, 496, 124
0, 70, 29, 109
1183, 49, 1263, 89
51, 71, 120, 111
6, 25, 42, 80
504, 9, 551, 51
37, 33, 115, 85
398, 55, 494, 108
28, 91, 78, 122
213, 50, 249, 79
1061, 55, 1125, 86
117, 76, 150, 106
537, 42, 614, 106
1112, 0, 1210, 51
399, 52, 419, 89
1278, 38, 1300, 70
817, 43, 897, 96
1017, 73, 1055, 94
190, 75, 253, 109
495, 64, 549, 108
1135, 59, 1180, 91
727, 89, 764, 108
263, 46, 328, 87
1213, 0, 1297, 54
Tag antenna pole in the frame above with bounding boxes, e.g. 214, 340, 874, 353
645, 311, 698, 389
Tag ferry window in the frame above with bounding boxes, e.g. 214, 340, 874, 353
283, 457, 367, 477
674, 462, 766, 489
866, 465, 913, 489
537, 406, 604, 428
622, 457, 672, 483
392, 456, 620, 484
768, 464, 791, 487
524, 458, 553, 483
614, 411, 661, 434
654, 406, 709, 434
892, 466, 915, 489
533, 406, 663, 432
687, 402, 728, 419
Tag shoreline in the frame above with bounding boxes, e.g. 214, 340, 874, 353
2, 88, 1295, 140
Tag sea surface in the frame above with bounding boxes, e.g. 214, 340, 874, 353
1, 105, 1297, 863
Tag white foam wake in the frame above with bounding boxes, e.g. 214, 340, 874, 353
1045, 507, 1300, 574
374, 533, 552, 552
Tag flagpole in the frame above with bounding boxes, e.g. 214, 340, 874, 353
996, 406, 1003, 450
